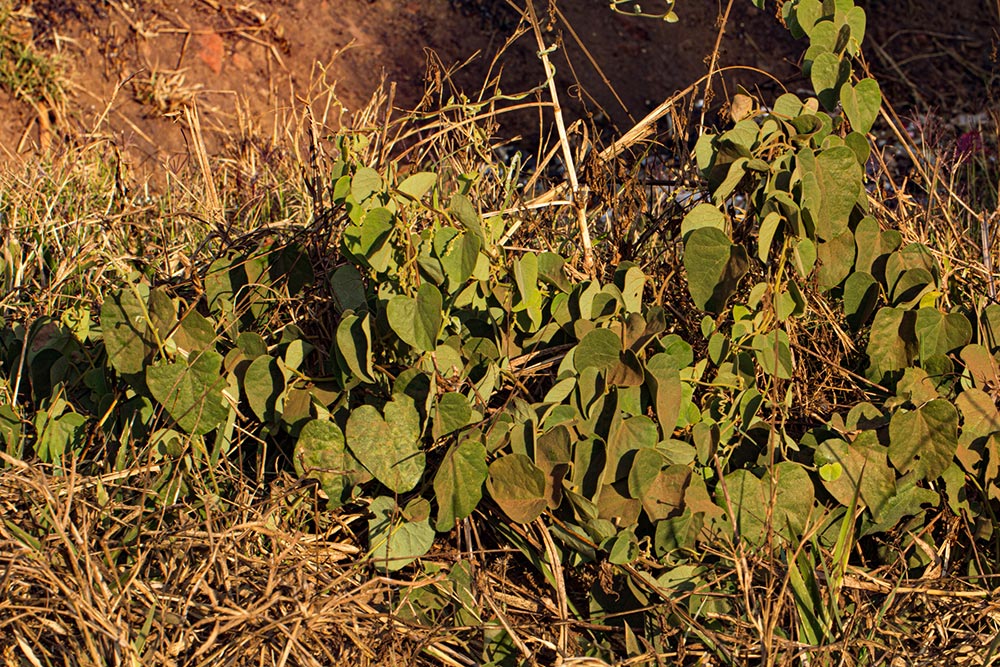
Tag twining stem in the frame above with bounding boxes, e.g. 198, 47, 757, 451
523, 0, 595, 276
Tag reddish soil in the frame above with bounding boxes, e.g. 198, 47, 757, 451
0, 0, 996, 171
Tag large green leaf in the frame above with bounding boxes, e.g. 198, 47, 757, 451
347, 402, 425, 493
435, 228, 481, 287
101, 289, 154, 376
956, 388, 1000, 440
843, 271, 878, 330
434, 438, 488, 531
816, 229, 855, 290
914, 308, 971, 360
487, 453, 547, 524
397, 171, 437, 201
801, 146, 863, 240
336, 312, 375, 382
683, 227, 749, 313
814, 436, 896, 521
866, 307, 917, 380
627, 448, 690, 521
718, 462, 814, 545
386, 282, 443, 352
574, 328, 621, 373
330, 264, 368, 314
368, 496, 435, 572
433, 392, 473, 439
752, 329, 794, 379
840, 78, 881, 134
244, 355, 284, 423
351, 167, 382, 202
888, 399, 958, 481
680, 204, 726, 241
294, 419, 366, 507
146, 350, 228, 435
645, 364, 682, 438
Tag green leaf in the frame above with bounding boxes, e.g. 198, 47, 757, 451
434, 438, 488, 531
434, 392, 473, 439
0, 404, 22, 458
538, 252, 571, 292
957, 388, 1000, 440
683, 227, 749, 313
840, 78, 881, 134
712, 157, 749, 204
36, 411, 87, 463
815, 437, 896, 520
574, 328, 622, 373
791, 237, 816, 279
802, 146, 863, 241
336, 313, 375, 382
889, 399, 958, 481
914, 308, 972, 360
101, 289, 153, 376
397, 171, 437, 200
719, 462, 814, 545
794, 0, 824, 36
436, 229, 481, 287
368, 496, 435, 572
146, 351, 228, 435
816, 229, 855, 290
487, 453, 548, 524
244, 355, 284, 423
386, 283, 443, 352
448, 193, 485, 243
330, 265, 368, 314
172, 310, 216, 356
619, 266, 646, 313
681, 204, 726, 241
866, 307, 917, 379
627, 449, 690, 521
843, 271, 878, 330
645, 364, 681, 438
757, 211, 783, 262
351, 167, 382, 202
294, 419, 366, 507
810, 52, 851, 109
348, 403, 425, 493
753, 329, 794, 379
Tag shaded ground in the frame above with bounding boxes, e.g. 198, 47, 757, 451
0, 0, 993, 177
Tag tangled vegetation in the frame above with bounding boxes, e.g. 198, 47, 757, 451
2, 0, 1000, 665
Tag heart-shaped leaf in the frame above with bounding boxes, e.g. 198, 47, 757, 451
433, 392, 472, 439
146, 350, 228, 435
683, 227, 749, 313
386, 282, 443, 352
840, 78, 881, 134
627, 448, 690, 521
336, 312, 375, 382
914, 308, 972, 360
889, 398, 958, 481
574, 328, 622, 373
101, 289, 154, 376
434, 437, 487, 531
347, 402, 425, 493
397, 171, 437, 201
368, 496, 435, 572
487, 453, 547, 524
244, 354, 284, 423
294, 419, 367, 507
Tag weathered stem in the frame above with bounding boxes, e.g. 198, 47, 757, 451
524, 0, 595, 276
